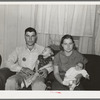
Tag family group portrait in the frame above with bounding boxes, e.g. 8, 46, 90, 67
0, 3, 100, 93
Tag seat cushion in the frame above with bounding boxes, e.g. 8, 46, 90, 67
0, 68, 15, 90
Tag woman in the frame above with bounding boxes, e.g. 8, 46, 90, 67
52, 34, 88, 90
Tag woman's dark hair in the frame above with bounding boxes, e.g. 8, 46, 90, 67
60, 34, 77, 51
25, 27, 37, 36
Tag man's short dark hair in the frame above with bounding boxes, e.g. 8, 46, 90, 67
25, 27, 37, 36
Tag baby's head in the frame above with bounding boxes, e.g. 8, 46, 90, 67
42, 46, 54, 57
75, 62, 84, 71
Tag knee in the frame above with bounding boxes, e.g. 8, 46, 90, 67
31, 81, 46, 90
5, 77, 16, 90
6, 77, 14, 84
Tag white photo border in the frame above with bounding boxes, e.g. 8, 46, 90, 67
0, 1, 100, 99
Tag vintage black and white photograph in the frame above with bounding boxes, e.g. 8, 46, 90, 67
0, 1, 100, 98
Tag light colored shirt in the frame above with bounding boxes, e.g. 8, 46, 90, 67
64, 67, 89, 80
6, 44, 44, 72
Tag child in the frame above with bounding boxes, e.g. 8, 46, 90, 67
21, 46, 54, 89
62, 62, 89, 91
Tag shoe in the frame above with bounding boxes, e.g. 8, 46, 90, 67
46, 81, 52, 90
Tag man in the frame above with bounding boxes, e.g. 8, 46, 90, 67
5, 27, 52, 90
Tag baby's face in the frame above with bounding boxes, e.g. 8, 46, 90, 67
42, 47, 51, 56
75, 63, 83, 71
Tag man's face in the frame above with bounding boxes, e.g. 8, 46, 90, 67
62, 38, 74, 52
25, 31, 37, 46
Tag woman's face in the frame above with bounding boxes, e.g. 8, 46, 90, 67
62, 38, 74, 52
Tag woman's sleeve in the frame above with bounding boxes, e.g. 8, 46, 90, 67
54, 53, 60, 66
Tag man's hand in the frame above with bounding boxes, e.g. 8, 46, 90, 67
38, 69, 48, 78
21, 67, 34, 76
34, 72, 39, 77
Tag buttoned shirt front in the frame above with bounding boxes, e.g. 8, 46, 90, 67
6, 44, 44, 72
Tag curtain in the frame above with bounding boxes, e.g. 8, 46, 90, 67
95, 5, 100, 55
35, 5, 95, 36
0, 4, 96, 68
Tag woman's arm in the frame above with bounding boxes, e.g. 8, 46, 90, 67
75, 74, 82, 85
54, 65, 63, 84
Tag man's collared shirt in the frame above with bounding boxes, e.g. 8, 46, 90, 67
6, 44, 44, 72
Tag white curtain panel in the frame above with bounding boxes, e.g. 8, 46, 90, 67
35, 5, 95, 36
0, 4, 97, 67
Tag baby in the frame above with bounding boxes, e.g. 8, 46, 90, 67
21, 46, 54, 88
62, 62, 89, 91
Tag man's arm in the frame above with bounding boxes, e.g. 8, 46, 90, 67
6, 48, 22, 72
6, 47, 34, 75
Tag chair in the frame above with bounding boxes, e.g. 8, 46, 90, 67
0, 55, 16, 90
